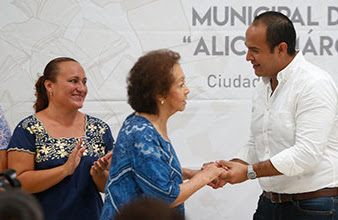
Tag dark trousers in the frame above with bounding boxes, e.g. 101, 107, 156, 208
253, 193, 338, 220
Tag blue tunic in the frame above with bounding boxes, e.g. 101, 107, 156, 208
8, 115, 114, 220
100, 113, 184, 220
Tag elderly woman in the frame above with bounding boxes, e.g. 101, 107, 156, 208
100, 49, 224, 220
7, 57, 114, 220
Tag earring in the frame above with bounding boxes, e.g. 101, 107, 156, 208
50, 92, 53, 97
160, 100, 164, 105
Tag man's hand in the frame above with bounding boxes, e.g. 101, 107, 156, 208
216, 160, 248, 184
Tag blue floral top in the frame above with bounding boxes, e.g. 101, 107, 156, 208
0, 106, 11, 150
100, 113, 184, 220
8, 115, 114, 220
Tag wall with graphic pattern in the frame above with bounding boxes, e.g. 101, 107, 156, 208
1, 0, 337, 219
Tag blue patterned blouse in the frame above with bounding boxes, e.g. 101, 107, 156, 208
0, 106, 11, 150
8, 114, 114, 220
100, 113, 184, 220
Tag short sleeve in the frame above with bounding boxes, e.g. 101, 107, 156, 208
103, 124, 114, 153
130, 129, 181, 203
7, 117, 36, 154
0, 109, 11, 150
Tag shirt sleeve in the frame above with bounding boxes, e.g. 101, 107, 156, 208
130, 129, 181, 203
7, 118, 36, 154
0, 110, 11, 150
235, 133, 259, 164
270, 77, 338, 176
103, 123, 114, 153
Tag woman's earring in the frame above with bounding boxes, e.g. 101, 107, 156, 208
50, 92, 53, 97
160, 100, 164, 105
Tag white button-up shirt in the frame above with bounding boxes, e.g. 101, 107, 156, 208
236, 52, 338, 193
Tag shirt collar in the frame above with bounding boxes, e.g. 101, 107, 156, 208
262, 51, 303, 85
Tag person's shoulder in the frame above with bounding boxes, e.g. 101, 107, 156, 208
84, 114, 114, 140
15, 115, 36, 128
86, 114, 110, 127
294, 56, 337, 94
298, 63, 335, 89
10, 115, 40, 139
86, 114, 103, 122
121, 113, 157, 138
297, 53, 332, 81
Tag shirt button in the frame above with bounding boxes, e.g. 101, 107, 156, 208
266, 108, 270, 112
264, 130, 267, 133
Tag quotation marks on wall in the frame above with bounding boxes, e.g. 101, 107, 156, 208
183, 36, 191, 43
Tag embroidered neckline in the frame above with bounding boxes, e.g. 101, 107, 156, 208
32, 114, 88, 140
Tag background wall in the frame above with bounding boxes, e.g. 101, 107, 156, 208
1, 0, 337, 219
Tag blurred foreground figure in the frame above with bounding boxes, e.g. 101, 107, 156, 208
115, 198, 184, 220
0, 189, 43, 220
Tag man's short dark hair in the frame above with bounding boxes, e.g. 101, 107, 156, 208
127, 49, 181, 114
253, 11, 296, 55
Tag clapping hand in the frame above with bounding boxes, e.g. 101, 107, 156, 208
90, 151, 112, 177
64, 139, 86, 176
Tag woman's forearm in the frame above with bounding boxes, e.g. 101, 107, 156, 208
182, 168, 200, 180
171, 165, 224, 207
17, 165, 69, 193
171, 171, 210, 207
0, 150, 7, 172
92, 170, 109, 192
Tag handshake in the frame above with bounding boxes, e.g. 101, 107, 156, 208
191, 159, 254, 189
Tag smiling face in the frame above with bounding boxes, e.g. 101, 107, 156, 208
164, 64, 190, 114
45, 61, 87, 110
245, 23, 281, 78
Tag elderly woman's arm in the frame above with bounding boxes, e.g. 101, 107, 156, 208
182, 168, 200, 180
171, 164, 224, 207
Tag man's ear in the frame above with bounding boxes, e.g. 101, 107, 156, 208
277, 42, 288, 55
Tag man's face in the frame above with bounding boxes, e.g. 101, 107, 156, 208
245, 23, 281, 78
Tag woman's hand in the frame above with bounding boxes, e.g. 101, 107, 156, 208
199, 163, 226, 183
63, 139, 86, 176
90, 151, 112, 177
90, 151, 112, 192
201, 162, 228, 189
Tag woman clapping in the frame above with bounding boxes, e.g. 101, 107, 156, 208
8, 57, 114, 220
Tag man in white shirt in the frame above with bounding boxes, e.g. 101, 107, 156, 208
217, 11, 338, 219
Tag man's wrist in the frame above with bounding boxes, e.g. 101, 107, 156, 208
247, 164, 257, 180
